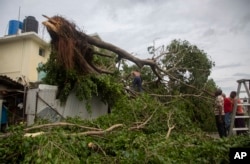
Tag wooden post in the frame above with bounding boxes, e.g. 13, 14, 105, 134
228, 82, 241, 136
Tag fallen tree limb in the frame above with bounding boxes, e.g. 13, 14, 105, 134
72, 123, 124, 136
42, 15, 214, 97
149, 93, 213, 101
83, 32, 156, 68
24, 131, 45, 137
129, 107, 157, 130
23, 124, 123, 137
166, 111, 175, 139
24, 122, 102, 132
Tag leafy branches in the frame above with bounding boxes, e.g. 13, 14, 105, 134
16, 14, 242, 164
1, 93, 250, 163
42, 15, 216, 98
38, 51, 124, 108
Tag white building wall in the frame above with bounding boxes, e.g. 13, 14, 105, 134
0, 41, 24, 78
25, 84, 108, 126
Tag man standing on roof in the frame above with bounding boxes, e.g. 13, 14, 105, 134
131, 70, 142, 92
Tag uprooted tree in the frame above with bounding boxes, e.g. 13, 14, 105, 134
39, 15, 217, 132
42, 15, 215, 98
42, 15, 155, 74
2, 15, 249, 164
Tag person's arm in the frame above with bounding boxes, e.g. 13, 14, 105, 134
216, 97, 223, 121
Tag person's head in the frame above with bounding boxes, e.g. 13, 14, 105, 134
222, 93, 226, 98
230, 91, 237, 99
214, 89, 222, 97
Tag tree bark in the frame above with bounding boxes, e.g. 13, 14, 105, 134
82, 32, 156, 68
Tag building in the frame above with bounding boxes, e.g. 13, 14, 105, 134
0, 32, 50, 84
0, 75, 25, 131
0, 17, 109, 127
0, 16, 50, 128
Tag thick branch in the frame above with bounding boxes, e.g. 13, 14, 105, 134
89, 62, 114, 74
24, 122, 102, 132
148, 93, 213, 101
93, 51, 113, 58
70, 124, 123, 136
23, 124, 123, 137
82, 33, 156, 68
42, 15, 214, 97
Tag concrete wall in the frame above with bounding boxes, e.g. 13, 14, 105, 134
25, 84, 108, 126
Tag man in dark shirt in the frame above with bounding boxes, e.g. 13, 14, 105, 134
131, 71, 142, 92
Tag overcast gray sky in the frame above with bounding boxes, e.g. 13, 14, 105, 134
1, 0, 250, 96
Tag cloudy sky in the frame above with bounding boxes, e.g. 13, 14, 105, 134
0, 0, 249, 95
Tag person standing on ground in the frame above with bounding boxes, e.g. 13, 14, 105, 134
214, 89, 226, 138
230, 91, 246, 135
131, 70, 142, 92
222, 93, 233, 136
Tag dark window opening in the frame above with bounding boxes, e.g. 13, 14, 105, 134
39, 48, 45, 57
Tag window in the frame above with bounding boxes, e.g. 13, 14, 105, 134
39, 48, 45, 57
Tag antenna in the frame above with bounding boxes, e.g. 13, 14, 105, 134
18, 6, 21, 21
17, 6, 21, 34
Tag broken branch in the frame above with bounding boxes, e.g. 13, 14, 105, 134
24, 122, 102, 132
166, 111, 175, 139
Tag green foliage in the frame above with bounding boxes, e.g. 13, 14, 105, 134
162, 39, 215, 92
1, 95, 249, 163
119, 39, 217, 131
38, 51, 124, 109
93, 49, 117, 69
15, 39, 234, 163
